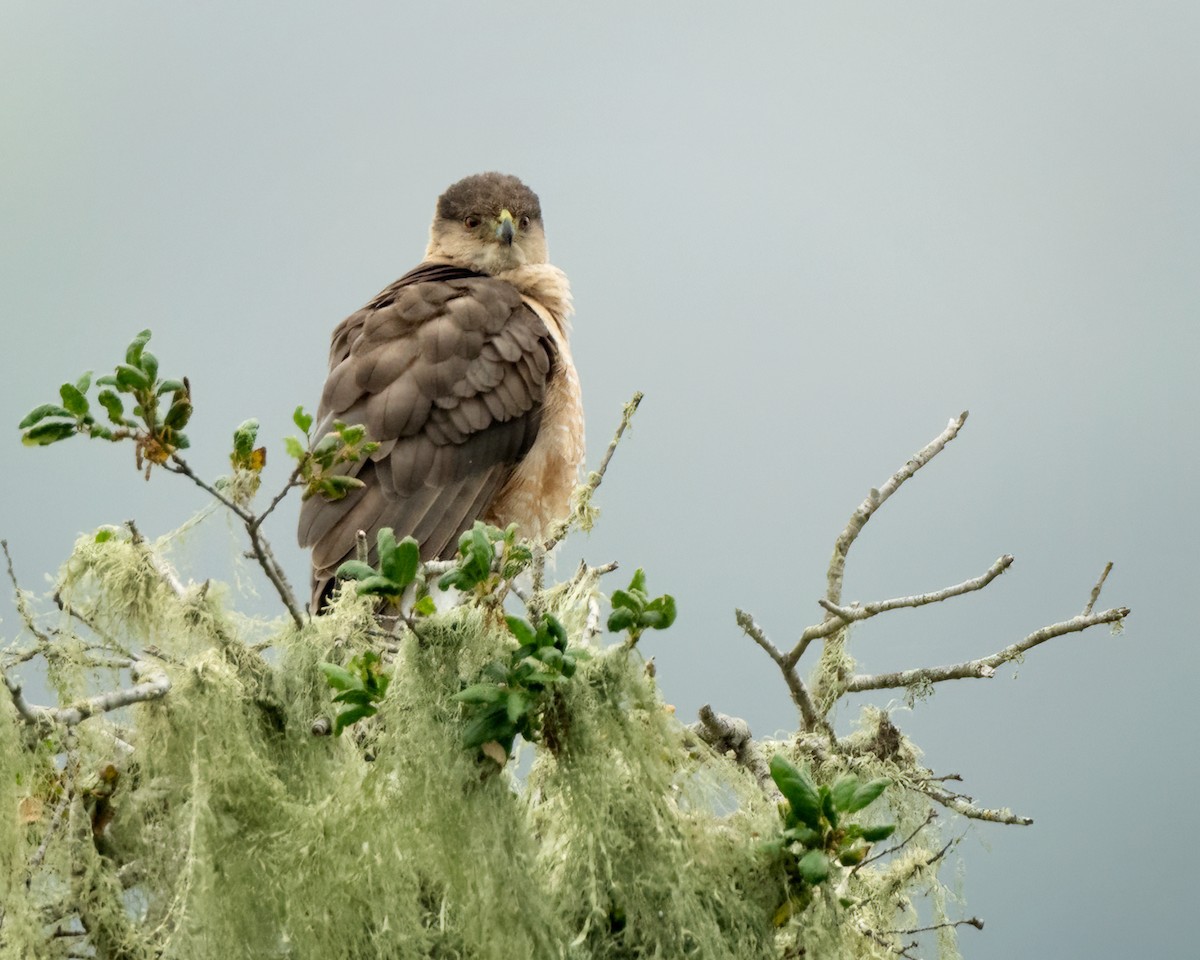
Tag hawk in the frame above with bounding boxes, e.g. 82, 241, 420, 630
298, 172, 584, 612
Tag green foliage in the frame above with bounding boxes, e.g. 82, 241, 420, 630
336, 528, 423, 606
18, 329, 192, 470
765, 754, 897, 923
452, 612, 589, 760
319, 651, 390, 735
606, 567, 677, 645
287, 406, 380, 502
438, 521, 533, 593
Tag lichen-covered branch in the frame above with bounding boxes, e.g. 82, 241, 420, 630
691, 704, 781, 800
5, 664, 170, 728
843, 606, 1129, 693
795, 554, 1014, 659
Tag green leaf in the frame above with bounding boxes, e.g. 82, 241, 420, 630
353, 575, 403, 597
293, 405, 313, 433
461, 705, 513, 749
607, 608, 637, 633
59, 383, 89, 417
830, 775, 859, 813
505, 689, 529, 724
797, 849, 831, 885
454, 684, 505, 705
125, 329, 152, 366
97, 390, 125, 424
643, 594, 677, 629
163, 400, 191, 431
94, 529, 114, 543
332, 688, 375, 707
139, 350, 159, 382
846, 778, 890, 814
629, 568, 647, 593
505, 616, 537, 647
156, 379, 185, 395
284, 436, 305, 459
380, 535, 419, 589
114, 364, 150, 392
543, 615, 568, 650
318, 662, 362, 692
333, 704, 376, 736
232, 419, 260, 459
22, 421, 79, 446
18, 404, 73, 429
782, 825, 821, 848
74, 371, 92, 394
859, 823, 897, 842
335, 560, 377, 582
610, 588, 643, 613
838, 843, 869, 867
820, 786, 838, 829
770, 755, 822, 831
413, 594, 437, 616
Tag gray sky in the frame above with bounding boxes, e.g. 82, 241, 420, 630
2, 3, 1197, 956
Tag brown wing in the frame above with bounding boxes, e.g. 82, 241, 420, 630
298, 265, 555, 608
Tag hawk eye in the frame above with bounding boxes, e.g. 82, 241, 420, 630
519, 215, 531, 230
463, 215, 481, 229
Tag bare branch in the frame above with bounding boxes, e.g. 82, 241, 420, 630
166, 455, 306, 628
857, 810, 939, 869
795, 554, 1014, 659
884, 917, 985, 936
1083, 561, 1113, 616
735, 608, 827, 735
844, 606, 1129, 693
248, 464, 304, 531
918, 782, 1033, 826
825, 412, 969, 612
543, 391, 642, 551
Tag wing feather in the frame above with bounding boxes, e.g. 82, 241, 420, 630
298, 265, 556, 610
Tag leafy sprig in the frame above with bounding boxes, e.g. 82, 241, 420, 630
19, 329, 192, 474
766, 754, 895, 923
286, 406, 380, 503
318, 652, 390, 736
607, 568, 676, 646
437, 522, 533, 595
453, 613, 588, 763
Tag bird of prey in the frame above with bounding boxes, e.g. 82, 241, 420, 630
298, 173, 584, 611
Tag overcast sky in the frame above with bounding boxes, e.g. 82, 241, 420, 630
2, 3, 1197, 957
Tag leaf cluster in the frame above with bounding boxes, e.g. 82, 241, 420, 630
766, 754, 896, 922
336, 529, 428, 611
286, 406, 380, 502
437, 521, 533, 594
19, 329, 192, 473
606, 568, 677, 646
453, 613, 589, 762
318, 651, 391, 736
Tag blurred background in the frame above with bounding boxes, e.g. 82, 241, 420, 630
2, 3, 1196, 956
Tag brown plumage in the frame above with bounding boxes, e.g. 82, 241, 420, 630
298, 173, 584, 611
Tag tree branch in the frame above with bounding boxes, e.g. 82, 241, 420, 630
734, 608, 828, 735
825, 411, 968, 612
1083, 561, 1113, 616
793, 554, 1014, 661
691, 704, 781, 799
542, 391, 642, 552
844, 606, 1129, 693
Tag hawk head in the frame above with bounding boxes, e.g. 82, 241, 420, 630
426, 172, 549, 274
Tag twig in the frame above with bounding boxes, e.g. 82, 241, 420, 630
918, 782, 1032, 826
884, 917, 985, 935
248, 464, 303, 531
1083, 561, 1113, 616
542, 391, 642, 551
127, 520, 187, 599
2, 539, 54, 648
825, 412, 969, 613
857, 810, 939, 869
795, 555, 1014, 660
734, 608, 828, 735
843, 606, 1129, 693
165, 454, 306, 628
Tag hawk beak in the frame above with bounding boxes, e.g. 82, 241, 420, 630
496, 209, 516, 246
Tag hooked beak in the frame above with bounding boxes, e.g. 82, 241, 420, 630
495, 209, 516, 246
